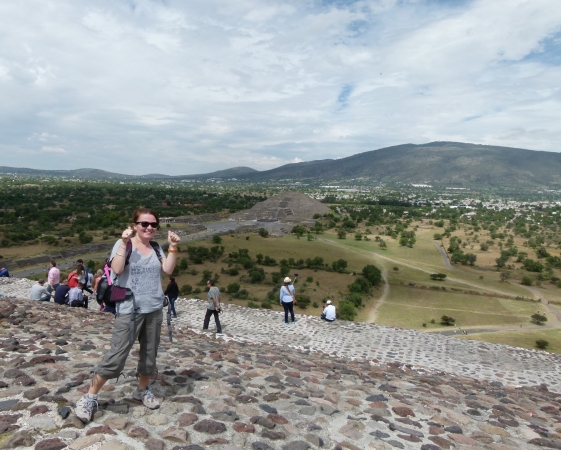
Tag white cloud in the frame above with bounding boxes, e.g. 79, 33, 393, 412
0, 0, 560, 174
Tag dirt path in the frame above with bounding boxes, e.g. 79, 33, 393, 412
367, 266, 388, 323
520, 285, 561, 322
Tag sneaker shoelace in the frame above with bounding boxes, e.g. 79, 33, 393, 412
84, 396, 98, 413
143, 389, 156, 401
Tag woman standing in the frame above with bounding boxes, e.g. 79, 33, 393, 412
279, 276, 296, 325
74, 208, 180, 423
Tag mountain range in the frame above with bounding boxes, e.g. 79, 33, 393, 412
4, 142, 561, 189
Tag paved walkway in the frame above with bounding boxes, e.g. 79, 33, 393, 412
3, 276, 561, 392
175, 298, 561, 393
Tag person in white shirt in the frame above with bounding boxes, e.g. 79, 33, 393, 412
321, 300, 336, 322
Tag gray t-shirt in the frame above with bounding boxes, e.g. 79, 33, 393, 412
30, 284, 49, 301
207, 286, 220, 311
110, 239, 165, 315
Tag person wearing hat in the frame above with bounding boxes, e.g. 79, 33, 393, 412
321, 300, 336, 322
30, 279, 51, 302
279, 276, 296, 325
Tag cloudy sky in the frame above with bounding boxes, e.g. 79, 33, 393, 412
1, 0, 560, 175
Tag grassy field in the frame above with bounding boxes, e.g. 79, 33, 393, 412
375, 284, 542, 330
458, 328, 561, 354
8, 214, 561, 354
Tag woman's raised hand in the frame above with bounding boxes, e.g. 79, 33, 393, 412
168, 230, 181, 247
122, 227, 134, 242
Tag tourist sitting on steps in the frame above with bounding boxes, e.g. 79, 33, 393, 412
74, 208, 181, 424
68, 282, 88, 308
54, 278, 70, 305
0, 267, 10, 277
321, 300, 336, 322
30, 279, 51, 302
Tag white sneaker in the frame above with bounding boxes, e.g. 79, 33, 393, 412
132, 387, 160, 409
75, 394, 98, 423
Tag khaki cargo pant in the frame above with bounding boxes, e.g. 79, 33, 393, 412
95, 309, 163, 380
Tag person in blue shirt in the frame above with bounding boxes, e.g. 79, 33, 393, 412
279, 277, 296, 325
54, 278, 70, 305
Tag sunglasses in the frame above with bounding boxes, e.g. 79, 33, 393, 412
135, 221, 159, 229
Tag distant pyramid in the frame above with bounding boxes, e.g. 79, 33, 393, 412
230, 191, 330, 222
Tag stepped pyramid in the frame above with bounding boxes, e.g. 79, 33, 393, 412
230, 191, 330, 223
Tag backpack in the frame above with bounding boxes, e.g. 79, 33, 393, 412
96, 240, 161, 306
96, 240, 173, 342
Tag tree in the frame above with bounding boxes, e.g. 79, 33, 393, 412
480, 243, 489, 251
531, 313, 547, 325
337, 229, 347, 239
212, 235, 222, 244
500, 272, 510, 282
291, 225, 307, 238
226, 283, 240, 294
430, 273, 446, 281
362, 264, 382, 286
332, 259, 348, 273
258, 228, 269, 238
338, 300, 357, 321
441, 315, 455, 326
180, 284, 193, 295
536, 339, 549, 349
349, 278, 372, 294
354, 232, 363, 241
295, 294, 311, 309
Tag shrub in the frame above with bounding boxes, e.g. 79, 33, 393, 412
332, 259, 348, 272
226, 283, 240, 294
306, 276, 313, 283
192, 288, 201, 295
249, 269, 265, 283
312, 301, 319, 308
440, 315, 455, 326
521, 276, 533, 286
362, 264, 382, 286
180, 284, 193, 295
480, 243, 489, 251
212, 235, 222, 244
234, 289, 249, 299
261, 301, 273, 309
338, 300, 357, 321
228, 267, 239, 276
347, 292, 363, 308
295, 294, 311, 309
248, 301, 259, 308
258, 228, 269, 238
349, 278, 371, 294
531, 313, 547, 325
271, 272, 282, 284
536, 339, 549, 349
393, 267, 399, 271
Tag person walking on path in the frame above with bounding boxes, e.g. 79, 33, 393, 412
280, 276, 296, 325
30, 279, 51, 302
202, 279, 222, 333
74, 208, 181, 424
47, 260, 60, 295
164, 276, 179, 318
